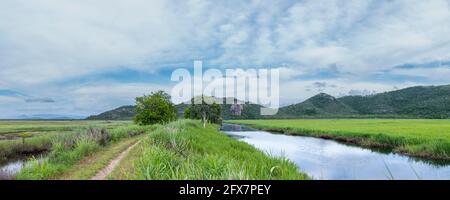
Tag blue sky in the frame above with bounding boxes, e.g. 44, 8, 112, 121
1, 0, 450, 118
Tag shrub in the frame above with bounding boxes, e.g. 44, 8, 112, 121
134, 91, 177, 125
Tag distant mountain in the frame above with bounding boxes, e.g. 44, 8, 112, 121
87, 105, 136, 120
14, 114, 85, 120
86, 84, 450, 120
277, 93, 357, 117
338, 85, 450, 118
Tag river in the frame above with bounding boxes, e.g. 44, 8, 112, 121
221, 124, 450, 180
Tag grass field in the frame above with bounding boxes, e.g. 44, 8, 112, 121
0, 120, 130, 134
108, 120, 308, 180
15, 124, 151, 180
3, 120, 307, 180
228, 119, 450, 160
0, 121, 131, 163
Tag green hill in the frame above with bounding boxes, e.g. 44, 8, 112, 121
86, 84, 450, 120
86, 105, 136, 120
277, 93, 357, 117
338, 85, 450, 118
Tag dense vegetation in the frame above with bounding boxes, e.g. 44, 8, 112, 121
108, 120, 308, 180
184, 96, 223, 126
229, 119, 450, 160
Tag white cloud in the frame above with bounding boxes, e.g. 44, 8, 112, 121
0, 96, 23, 104
279, 79, 421, 106
390, 66, 450, 82
278, 67, 307, 80
68, 82, 172, 114
1, 0, 450, 116
0, 0, 232, 85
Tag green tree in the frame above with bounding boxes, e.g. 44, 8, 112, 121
208, 102, 222, 124
134, 90, 177, 125
183, 106, 191, 119
185, 96, 222, 127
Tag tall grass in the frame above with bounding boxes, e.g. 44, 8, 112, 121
0, 121, 132, 163
16, 124, 151, 180
113, 120, 308, 180
0, 135, 53, 163
0, 120, 130, 134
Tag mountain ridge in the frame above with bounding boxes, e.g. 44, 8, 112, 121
87, 84, 450, 120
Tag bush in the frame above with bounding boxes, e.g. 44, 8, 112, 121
134, 90, 177, 125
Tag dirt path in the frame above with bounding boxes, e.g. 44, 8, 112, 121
91, 140, 141, 180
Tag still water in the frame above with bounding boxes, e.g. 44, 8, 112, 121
0, 159, 25, 180
221, 124, 450, 180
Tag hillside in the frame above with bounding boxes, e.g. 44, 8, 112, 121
87, 106, 136, 120
338, 85, 450, 118
87, 84, 450, 120
277, 93, 357, 117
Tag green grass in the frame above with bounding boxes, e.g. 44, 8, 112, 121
0, 120, 131, 163
0, 134, 53, 163
15, 124, 151, 180
228, 119, 450, 160
58, 136, 143, 180
0, 120, 130, 134
109, 120, 308, 180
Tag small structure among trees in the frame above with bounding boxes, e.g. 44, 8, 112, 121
230, 98, 243, 116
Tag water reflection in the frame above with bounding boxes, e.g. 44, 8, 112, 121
222, 124, 450, 180
0, 159, 25, 180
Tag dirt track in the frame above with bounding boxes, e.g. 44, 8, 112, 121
91, 141, 140, 180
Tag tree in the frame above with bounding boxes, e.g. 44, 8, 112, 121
208, 103, 222, 124
190, 96, 209, 128
134, 90, 177, 125
183, 106, 191, 119
185, 96, 222, 127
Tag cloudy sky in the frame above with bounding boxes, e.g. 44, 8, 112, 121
1, 0, 450, 118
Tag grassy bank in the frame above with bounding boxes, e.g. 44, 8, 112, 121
229, 119, 450, 160
16, 125, 151, 180
109, 120, 308, 180
0, 121, 130, 163
0, 134, 53, 164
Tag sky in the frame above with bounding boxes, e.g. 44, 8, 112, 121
1, 0, 450, 118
